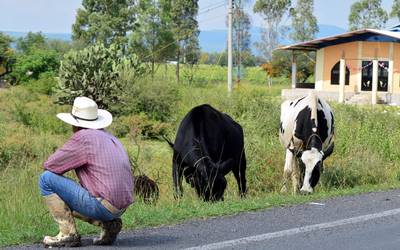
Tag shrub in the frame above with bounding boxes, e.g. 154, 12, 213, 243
56, 43, 147, 113
24, 72, 57, 95
10, 48, 59, 83
130, 79, 181, 121
110, 114, 172, 139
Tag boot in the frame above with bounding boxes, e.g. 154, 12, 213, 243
93, 218, 122, 245
72, 211, 122, 245
43, 194, 81, 247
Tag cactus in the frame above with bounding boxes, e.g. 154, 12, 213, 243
56, 43, 146, 111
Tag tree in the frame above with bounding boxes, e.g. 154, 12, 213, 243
290, 0, 318, 42
348, 0, 388, 31
129, 0, 176, 76
47, 40, 74, 55
390, 0, 400, 22
72, 0, 137, 47
11, 48, 59, 83
170, 0, 200, 83
232, 6, 252, 82
270, 50, 315, 83
253, 0, 291, 60
0, 32, 15, 78
16, 32, 47, 53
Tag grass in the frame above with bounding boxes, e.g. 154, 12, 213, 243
2, 71, 400, 246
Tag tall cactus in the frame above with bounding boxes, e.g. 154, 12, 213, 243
56, 43, 146, 112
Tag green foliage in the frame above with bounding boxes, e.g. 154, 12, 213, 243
24, 72, 58, 95
253, 0, 291, 60
4, 32, 74, 83
3, 75, 400, 246
348, 0, 388, 31
111, 114, 172, 139
0, 32, 15, 78
129, 0, 176, 76
170, 0, 200, 81
197, 52, 264, 67
56, 43, 146, 113
0, 87, 69, 169
10, 48, 59, 83
47, 40, 74, 55
152, 64, 270, 85
271, 50, 315, 83
391, 0, 400, 21
72, 0, 137, 46
129, 79, 181, 121
16, 32, 47, 54
289, 0, 318, 42
233, 8, 252, 67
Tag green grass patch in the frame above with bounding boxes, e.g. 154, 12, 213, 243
2, 77, 400, 247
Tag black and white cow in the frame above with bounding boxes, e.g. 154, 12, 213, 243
168, 104, 246, 201
279, 92, 334, 194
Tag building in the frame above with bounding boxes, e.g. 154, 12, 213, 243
279, 27, 400, 105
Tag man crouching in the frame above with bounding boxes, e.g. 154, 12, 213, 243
38, 97, 133, 247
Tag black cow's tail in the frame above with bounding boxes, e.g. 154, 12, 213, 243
162, 135, 174, 148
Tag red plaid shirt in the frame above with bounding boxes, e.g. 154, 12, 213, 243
44, 129, 134, 209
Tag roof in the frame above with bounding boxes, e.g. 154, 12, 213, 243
278, 29, 400, 51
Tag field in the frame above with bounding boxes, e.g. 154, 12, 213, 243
1, 65, 400, 247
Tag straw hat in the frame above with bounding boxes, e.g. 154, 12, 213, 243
56, 97, 112, 129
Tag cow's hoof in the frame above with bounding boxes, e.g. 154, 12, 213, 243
300, 190, 312, 195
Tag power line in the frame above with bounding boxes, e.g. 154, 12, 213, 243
198, 0, 225, 13
198, 3, 226, 16
198, 13, 227, 24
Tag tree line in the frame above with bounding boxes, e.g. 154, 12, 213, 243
2, 0, 400, 85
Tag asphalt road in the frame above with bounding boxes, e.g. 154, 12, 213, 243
10, 189, 400, 250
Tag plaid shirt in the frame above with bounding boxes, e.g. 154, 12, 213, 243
44, 129, 134, 209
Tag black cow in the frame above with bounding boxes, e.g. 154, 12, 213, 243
279, 92, 334, 194
169, 104, 246, 201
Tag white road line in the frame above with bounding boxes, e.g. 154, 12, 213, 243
309, 202, 325, 206
183, 208, 400, 250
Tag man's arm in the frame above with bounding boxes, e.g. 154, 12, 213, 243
44, 132, 88, 175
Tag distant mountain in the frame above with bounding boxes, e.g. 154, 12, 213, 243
2, 24, 347, 54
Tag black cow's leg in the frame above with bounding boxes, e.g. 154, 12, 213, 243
172, 152, 183, 199
233, 151, 247, 197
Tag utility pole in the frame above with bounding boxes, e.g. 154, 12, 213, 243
227, 0, 233, 93
237, 1, 241, 85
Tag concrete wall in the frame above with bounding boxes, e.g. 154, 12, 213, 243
282, 88, 400, 105
317, 41, 399, 94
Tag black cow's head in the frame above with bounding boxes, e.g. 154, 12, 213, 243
297, 143, 334, 194
188, 158, 233, 201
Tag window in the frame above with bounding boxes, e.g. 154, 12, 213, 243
330, 61, 350, 85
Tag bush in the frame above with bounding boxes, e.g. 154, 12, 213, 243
56, 43, 146, 113
130, 79, 181, 121
110, 113, 172, 139
10, 48, 59, 83
24, 72, 57, 95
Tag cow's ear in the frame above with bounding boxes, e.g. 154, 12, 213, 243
322, 143, 334, 160
220, 159, 235, 176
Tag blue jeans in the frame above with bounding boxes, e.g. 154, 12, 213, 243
39, 170, 120, 222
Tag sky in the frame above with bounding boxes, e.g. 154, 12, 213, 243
0, 0, 398, 33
